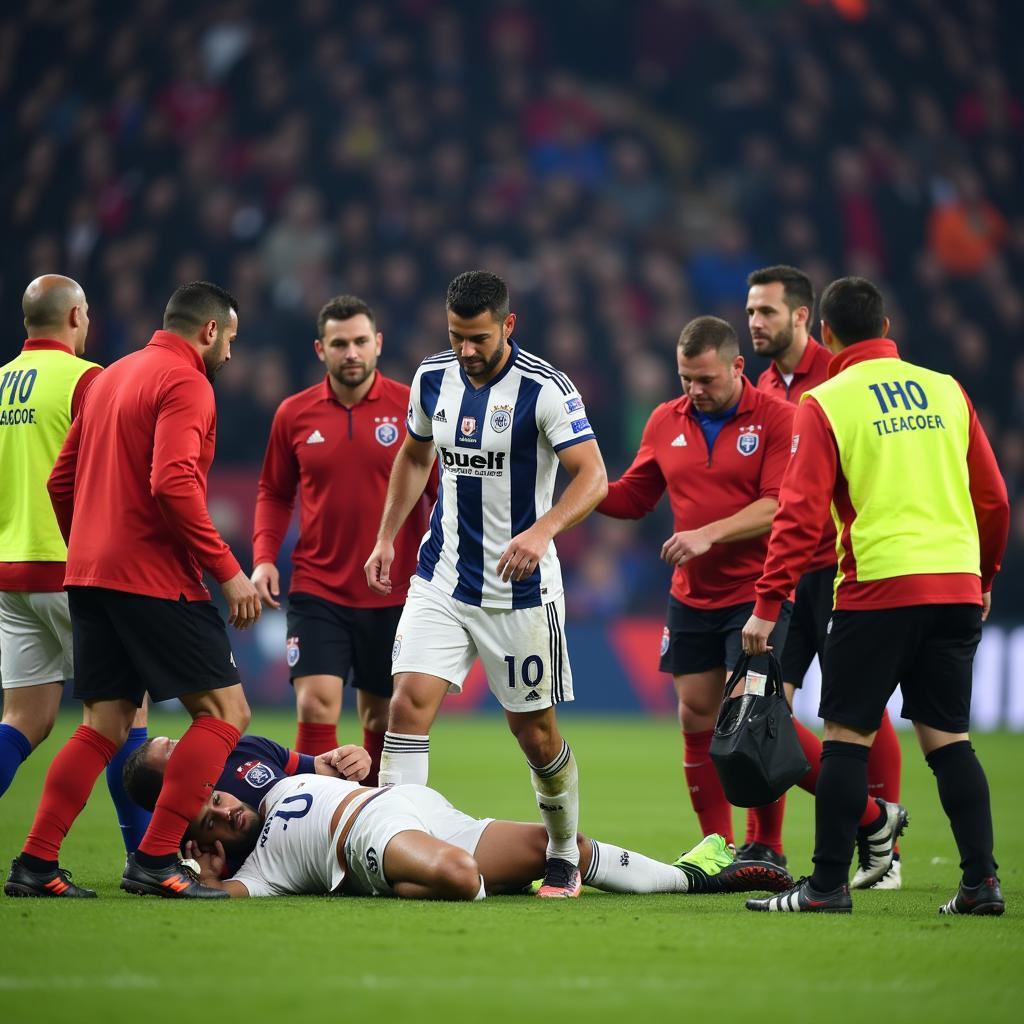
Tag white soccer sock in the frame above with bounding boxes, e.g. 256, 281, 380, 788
582, 839, 689, 894
528, 740, 579, 865
379, 732, 429, 786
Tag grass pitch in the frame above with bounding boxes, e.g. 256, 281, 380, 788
1, 710, 1021, 1024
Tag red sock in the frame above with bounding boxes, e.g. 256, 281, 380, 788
362, 728, 385, 787
794, 718, 822, 794
683, 730, 733, 845
137, 717, 240, 859
743, 807, 757, 847
296, 722, 338, 756
868, 709, 901, 803
748, 795, 786, 854
23, 725, 117, 862
866, 710, 901, 846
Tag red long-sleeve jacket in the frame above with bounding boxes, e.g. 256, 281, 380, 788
599, 379, 795, 609
252, 373, 434, 607
48, 331, 241, 600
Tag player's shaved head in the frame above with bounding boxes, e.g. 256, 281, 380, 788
22, 275, 86, 331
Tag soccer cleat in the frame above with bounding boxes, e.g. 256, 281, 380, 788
536, 857, 582, 898
4, 858, 97, 898
120, 853, 229, 899
868, 854, 902, 890
851, 799, 908, 889
938, 876, 1004, 916
674, 834, 793, 894
735, 841, 788, 869
746, 877, 852, 913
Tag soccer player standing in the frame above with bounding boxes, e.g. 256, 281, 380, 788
364, 270, 608, 898
251, 296, 431, 781
5, 281, 260, 900
743, 276, 1009, 915
0, 276, 149, 853
747, 265, 905, 886
597, 316, 795, 858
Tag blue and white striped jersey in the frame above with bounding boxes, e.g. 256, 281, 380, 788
407, 341, 596, 609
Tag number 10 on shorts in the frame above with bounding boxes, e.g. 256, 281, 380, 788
504, 654, 544, 688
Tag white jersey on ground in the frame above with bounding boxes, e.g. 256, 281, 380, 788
407, 341, 596, 610
229, 774, 367, 897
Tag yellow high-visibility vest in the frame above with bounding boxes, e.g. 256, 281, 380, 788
807, 356, 980, 593
0, 346, 99, 562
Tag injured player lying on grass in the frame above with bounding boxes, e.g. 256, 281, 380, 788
179, 772, 794, 900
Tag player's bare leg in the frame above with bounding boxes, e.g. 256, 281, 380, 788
384, 829, 484, 900
294, 673, 343, 755
380, 671, 448, 786
676, 668, 734, 844
356, 689, 390, 785
506, 706, 581, 897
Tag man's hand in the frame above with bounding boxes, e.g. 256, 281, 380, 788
982, 591, 992, 622
741, 614, 776, 656
497, 523, 552, 582
661, 528, 712, 567
251, 562, 281, 610
221, 569, 262, 629
365, 540, 395, 595
184, 839, 226, 883
315, 744, 371, 781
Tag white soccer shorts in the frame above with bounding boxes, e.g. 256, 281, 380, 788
390, 575, 574, 712
344, 783, 494, 897
0, 590, 73, 688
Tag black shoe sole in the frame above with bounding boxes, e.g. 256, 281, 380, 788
120, 875, 229, 899
4, 882, 96, 898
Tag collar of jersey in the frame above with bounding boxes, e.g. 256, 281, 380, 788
772, 335, 825, 381
147, 330, 207, 375
827, 338, 899, 379
459, 340, 519, 392
22, 338, 75, 355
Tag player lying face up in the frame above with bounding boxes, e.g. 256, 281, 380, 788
179, 774, 793, 900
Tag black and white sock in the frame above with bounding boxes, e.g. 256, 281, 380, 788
528, 740, 579, 865
379, 732, 429, 786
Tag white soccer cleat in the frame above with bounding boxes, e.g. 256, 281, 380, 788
867, 856, 902, 890
850, 799, 908, 889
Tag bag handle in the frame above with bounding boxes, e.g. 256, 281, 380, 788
722, 652, 785, 700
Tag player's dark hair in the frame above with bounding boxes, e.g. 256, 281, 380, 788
163, 281, 238, 336
317, 294, 376, 338
819, 276, 886, 344
446, 270, 510, 323
747, 264, 815, 315
678, 316, 739, 359
121, 740, 163, 812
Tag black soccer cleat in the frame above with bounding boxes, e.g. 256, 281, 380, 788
121, 853, 229, 899
4, 857, 97, 898
938, 876, 1004, 916
711, 859, 794, 894
735, 841, 788, 869
746, 877, 852, 913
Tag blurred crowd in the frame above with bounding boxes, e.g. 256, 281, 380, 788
3, 0, 1022, 615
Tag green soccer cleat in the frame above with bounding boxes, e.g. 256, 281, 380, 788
673, 834, 793, 894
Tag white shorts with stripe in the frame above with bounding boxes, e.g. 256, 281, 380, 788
0, 590, 73, 688
344, 784, 494, 897
391, 575, 574, 712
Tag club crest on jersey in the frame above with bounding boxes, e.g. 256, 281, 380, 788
286, 636, 300, 668
236, 760, 276, 789
460, 416, 477, 438
737, 432, 759, 456
374, 416, 400, 447
489, 405, 513, 433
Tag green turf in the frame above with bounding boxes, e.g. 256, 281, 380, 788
1, 711, 1021, 1023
